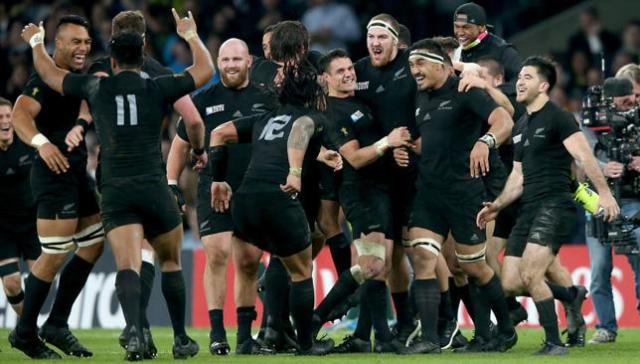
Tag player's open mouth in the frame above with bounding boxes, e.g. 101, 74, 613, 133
415, 75, 425, 82
73, 54, 86, 63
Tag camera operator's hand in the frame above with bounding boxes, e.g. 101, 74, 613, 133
599, 190, 621, 222
628, 156, 640, 172
603, 161, 624, 178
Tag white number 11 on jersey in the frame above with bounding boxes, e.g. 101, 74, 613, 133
115, 94, 138, 126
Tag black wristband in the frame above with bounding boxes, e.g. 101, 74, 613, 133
169, 184, 186, 210
76, 118, 90, 131
209, 145, 228, 182
192, 147, 205, 156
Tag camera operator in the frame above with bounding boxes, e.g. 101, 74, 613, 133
584, 76, 640, 344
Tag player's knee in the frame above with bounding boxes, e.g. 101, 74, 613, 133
206, 247, 229, 267
519, 269, 536, 289
2, 275, 22, 296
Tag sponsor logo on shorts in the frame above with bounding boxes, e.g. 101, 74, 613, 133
530, 232, 541, 241
470, 233, 482, 243
206, 104, 225, 115
233, 110, 244, 118
199, 220, 210, 231
62, 203, 76, 211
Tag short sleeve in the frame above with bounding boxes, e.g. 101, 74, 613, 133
62, 73, 100, 99
175, 118, 189, 142
462, 87, 500, 121
88, 58, 111, 75
233, 114, 263, 143
22, 73, 46, 104
512, 114, 527, 162
154, 72, 196, 104
554, 110, 581, 141
329, 116, 356, 150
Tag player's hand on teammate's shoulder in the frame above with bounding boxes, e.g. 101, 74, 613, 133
458, 74, 486, 92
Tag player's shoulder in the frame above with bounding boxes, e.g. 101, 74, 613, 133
354, 56, 370, 71
88, 56, 112, 75
143, 55, 172, 77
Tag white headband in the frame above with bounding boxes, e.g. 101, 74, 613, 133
366, 20, 399, 40
409, 50, 445, 65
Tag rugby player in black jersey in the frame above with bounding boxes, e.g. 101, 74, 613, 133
166, 37, 276, 355
209, 21, 341, 355
396, 39, 516, 354
353, 13, 416, 343
21, 8, 214, 360
0, 97, 40, 317
68, 11, 207, 358
312, 49, 411, 353
10, 16, 101, 359
477, 56, 619, 355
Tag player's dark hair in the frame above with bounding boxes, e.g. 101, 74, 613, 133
278, 58, 326, 111
397, 23, 411, 47
522, 55, 557, 91
410, 38, 452, 66
318, 49, 349, 74
476, 56, 504, 77
112, 10, 146, 37
264, 23, 277, 35
110, 32, 144, 69
0, 97, 12, 108
270, 21, 309, 64
431, 36, 459, 53
56, 15, 90, 34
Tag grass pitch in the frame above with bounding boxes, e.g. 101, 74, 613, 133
1, 327, 639, 363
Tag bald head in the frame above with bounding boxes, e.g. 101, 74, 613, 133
217, 38, 252, 89
219, 38, 250, 58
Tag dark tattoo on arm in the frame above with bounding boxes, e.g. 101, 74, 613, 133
288, 116, 315, 150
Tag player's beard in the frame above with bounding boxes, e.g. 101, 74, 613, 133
220, 67, 249, 88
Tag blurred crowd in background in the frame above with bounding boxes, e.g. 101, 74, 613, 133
1, 0, 640, 242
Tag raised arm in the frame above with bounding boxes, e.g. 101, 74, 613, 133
172, 8, 214, 88
458, 75, 515, 116
21, 22, 68, 94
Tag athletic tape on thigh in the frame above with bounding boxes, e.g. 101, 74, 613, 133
39, 235, 75, 254
141, 249, 155, 264
0, 261, 20, 277
409, 238, 442, 256
74, 222, 104, 247
353, 239, 386, 260
350, 264, 366, 284
456, 246, 487, 263
402, 239, 412, 248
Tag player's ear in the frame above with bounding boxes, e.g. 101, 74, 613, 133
539, 80, 550, 93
